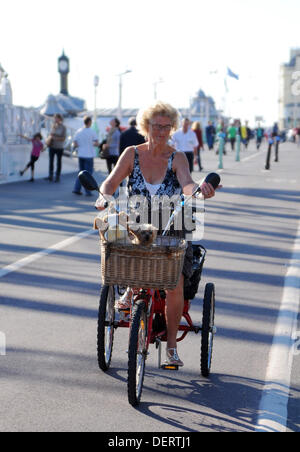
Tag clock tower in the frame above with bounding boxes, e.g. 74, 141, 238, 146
58, 51, 70, 95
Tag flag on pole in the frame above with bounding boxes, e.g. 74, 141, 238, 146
227, 67, 239, 80
224, 78, 229, 93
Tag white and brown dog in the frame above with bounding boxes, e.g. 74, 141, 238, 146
94, 211, 157, 246
129, 224, 158, 246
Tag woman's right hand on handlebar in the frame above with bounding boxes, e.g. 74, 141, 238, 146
95, 195, 108, 211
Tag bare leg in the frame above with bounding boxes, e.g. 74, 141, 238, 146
165, 275, 184, 349
20, 163, 29, 176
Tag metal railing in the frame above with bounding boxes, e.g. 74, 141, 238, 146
0, 106, 78, 157
0, 104, 41, 146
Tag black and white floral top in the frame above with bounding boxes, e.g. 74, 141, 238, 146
127, 147, 182, 202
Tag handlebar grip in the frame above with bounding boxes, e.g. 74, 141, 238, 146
204, 172, 221, 189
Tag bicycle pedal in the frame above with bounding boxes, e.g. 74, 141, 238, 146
161, 364, 179, 371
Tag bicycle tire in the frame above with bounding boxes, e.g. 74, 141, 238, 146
127, 300, 148, 406
201, 283, 215, 377
97, 285, 115, 372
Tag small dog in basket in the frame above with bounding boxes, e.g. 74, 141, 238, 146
94, 211, 157, 246
129, 224, 158, 246
94, 211, 129, 242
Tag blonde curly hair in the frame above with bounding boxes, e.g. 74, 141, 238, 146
136, 101, 180, 137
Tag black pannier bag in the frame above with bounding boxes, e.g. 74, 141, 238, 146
184, 244, 206, 300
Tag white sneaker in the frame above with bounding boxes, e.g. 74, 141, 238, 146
165, 348, 184, 367
115, 288, 132, 310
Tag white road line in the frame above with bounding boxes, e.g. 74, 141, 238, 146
0, 229, 96, 279
256, 220, 300, 432
240, 150, 262, 163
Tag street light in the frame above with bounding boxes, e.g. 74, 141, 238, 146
153, 78, 164, 100
93, 75, 99, 124
117, 70, 132, 122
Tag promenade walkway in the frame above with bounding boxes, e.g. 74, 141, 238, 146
0, 140, 299, 432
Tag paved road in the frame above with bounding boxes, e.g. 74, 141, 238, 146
0, 142, 299, 432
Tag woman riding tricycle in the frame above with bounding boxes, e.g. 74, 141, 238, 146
93, 101, 221, 368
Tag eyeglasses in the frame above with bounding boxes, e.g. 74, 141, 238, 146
150, 123, 173, 132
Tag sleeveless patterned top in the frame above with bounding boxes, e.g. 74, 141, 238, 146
127, 147, 182, 202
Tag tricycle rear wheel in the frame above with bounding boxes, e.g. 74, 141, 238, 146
201, 283, 215, 377
97, 285, 116, 371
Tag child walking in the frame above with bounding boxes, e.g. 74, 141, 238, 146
19, 133, 44, 182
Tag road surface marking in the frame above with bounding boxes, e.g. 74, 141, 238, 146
256, 220, 300, 432
0, 229, 96, 278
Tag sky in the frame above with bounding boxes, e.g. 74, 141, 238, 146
1, 0, 300, 126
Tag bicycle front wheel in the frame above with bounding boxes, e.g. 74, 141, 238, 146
97, 285, 116, 372
128, 300, 148, 406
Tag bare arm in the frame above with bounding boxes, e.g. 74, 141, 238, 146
95, 147, 135, 209
100, 147, 134, 194
18, 134, 31, 142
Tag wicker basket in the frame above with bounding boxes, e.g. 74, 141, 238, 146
100, 236, 187, 290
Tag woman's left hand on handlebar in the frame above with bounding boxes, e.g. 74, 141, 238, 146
199, 181, 222, 199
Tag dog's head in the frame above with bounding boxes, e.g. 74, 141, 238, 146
130, 224, 158, 246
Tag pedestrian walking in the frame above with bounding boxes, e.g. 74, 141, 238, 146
296, 126, 300, 147
46, 114, 66, 182
227, 123, 237, 151
102, 118, 121, 174
19, 133, 44, 182
119, 117, 145, 155
191, 121, 204, 171
240, 121, 249, 150
205, 120, 216, 150
215, 120, 227, 155
255, 123, 264, 150
72, 116, 99, 196
172, 118, 198, 172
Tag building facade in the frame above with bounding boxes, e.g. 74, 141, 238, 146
189, 89, 219, 126
279, 48, 300, 130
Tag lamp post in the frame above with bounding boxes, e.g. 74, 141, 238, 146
93, 75, 99, 124
117, 70, 132, 123
153, 78, 164, 100
92, 76, 100, 155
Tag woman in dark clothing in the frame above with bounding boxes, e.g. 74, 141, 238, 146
191, 121, 204, 171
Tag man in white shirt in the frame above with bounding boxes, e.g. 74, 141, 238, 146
172, 118, 198, 173
72, 116, 99, 196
